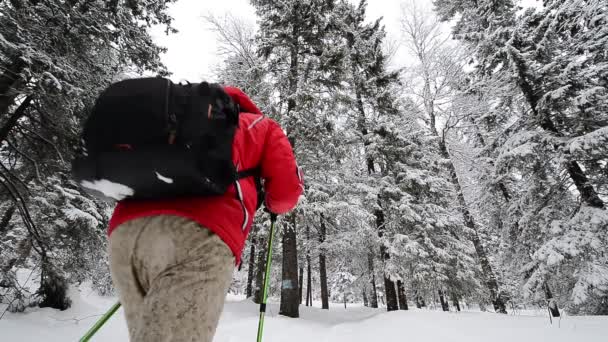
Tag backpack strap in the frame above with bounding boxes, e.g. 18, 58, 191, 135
237, 168, 259, 179
237, 167, 265, 210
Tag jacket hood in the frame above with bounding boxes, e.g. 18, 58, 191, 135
223, 86, 263, 115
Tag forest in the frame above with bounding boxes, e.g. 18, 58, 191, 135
1, 0, 607, 325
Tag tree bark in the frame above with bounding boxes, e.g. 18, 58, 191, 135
0, 57, 26, 117
383, 275, 398, 311
0, 205, 16, 235
368, 251, 379, 308
544, 283, 561, 318
397, 280, 409, 310
363, 288, 369, 307
306, 223, 312, 307
280, 213, 299, 318
306, 250, 312, 306
438, 289, 449, 312
451, 293, 461, 312
299, 266, 304, 304
0, 96, 32, 144
319, 216, 329, 310
245, 227, 257, 298
376, 205, 399, 311
416, 293, 425, 309
253, 231, 267, 304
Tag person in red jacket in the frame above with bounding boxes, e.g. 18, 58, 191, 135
107, 87, 303, 342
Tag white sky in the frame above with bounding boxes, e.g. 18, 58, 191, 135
151, 0, 414, 82
151, 0, 540, 82
150, 0, 256, 82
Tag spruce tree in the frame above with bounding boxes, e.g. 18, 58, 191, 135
0, 0, 173, 310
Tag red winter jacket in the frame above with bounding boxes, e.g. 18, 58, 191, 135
108, 87, 303, 263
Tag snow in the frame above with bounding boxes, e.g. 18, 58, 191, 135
80, 179, 134, 201
42, 71, 63, 91
155, 172, 174, 184
1, 287, 607, 342
62, 207, 99, 227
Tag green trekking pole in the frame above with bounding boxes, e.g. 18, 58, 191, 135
256, 213, 278, 342
79, 302, 121, 342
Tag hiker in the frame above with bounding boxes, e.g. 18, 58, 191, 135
94, 83, 302, 341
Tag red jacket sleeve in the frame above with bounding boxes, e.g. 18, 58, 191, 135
261, 119, 303, 214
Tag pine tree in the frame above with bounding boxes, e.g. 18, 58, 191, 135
338, 0, 402, 311
434, 0, 608, 314
0, 0, 173, 310
401, 1, 507, 313
250, 0, 346, 317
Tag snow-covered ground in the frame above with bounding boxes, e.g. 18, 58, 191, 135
1, 286, 607, 342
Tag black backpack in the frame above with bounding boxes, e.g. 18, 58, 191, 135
72, 77, 258, 202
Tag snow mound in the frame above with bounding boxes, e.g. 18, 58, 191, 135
1, 289, 607, 342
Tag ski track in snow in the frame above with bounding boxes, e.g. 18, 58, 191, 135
1, 287, 607, 342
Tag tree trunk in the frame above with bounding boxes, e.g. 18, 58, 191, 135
439, 140, 507, 314
280, 213, 299, 318
299, 266, 304, 304
415, 295, 423, 309
383, 275, 398, 311
368, 252, 379, 308
306, 253, 312, 306
351, 50, 375, 175
471, 123, 512, 204
397, 280, 409, 310
38, 261, 71, 311
319, 216, 329, 310
305, 223, 312, 307
376, 205, 399, 311
438, 289, 449, 312
0, 95, 32, 144
0, 205, 16, 235
0, 57, 26, 117
544, 283, 561, 318
278, 11, 300, 318
452, 293, 461, 312
319, 253, 329, 310
245, 226, 258, 299
253, 231, 267, 304
363, 288, 369, 307
508, 45, 604, 209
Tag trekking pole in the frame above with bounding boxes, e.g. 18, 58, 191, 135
79, 302, 121, 342
256, 213, 278, 342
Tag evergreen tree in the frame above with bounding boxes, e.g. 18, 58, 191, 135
250, 0, 346, 317
401, 1, 508, 313
0, 0, 173, 310
434, 0, 608, 314
337, 0, 403, 311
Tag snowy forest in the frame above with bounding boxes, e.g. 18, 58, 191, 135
1, 0, 607, 335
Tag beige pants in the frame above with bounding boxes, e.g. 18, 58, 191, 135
109, 216, 234, 342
